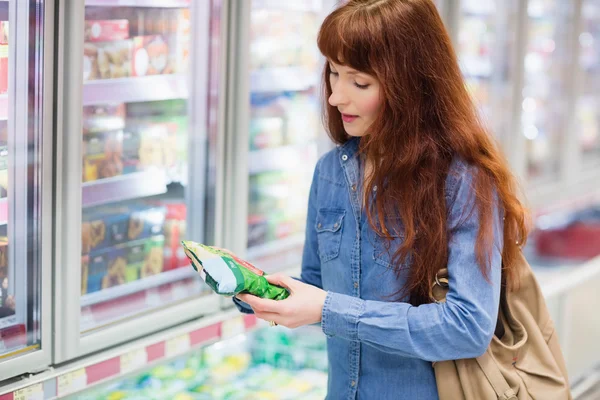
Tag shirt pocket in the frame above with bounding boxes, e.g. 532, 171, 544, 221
315, 208, 345, 263
372, 221, 406, 269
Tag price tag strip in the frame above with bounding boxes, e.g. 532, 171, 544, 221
56, 368, 87, 397
13, 384, 43, 400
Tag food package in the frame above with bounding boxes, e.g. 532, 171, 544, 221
0, 236, 7, 271
82, 130, 124, 182
0, 145, 7, 199
123, 122, 177, 174
83, 39, 132, 81
125, 236, 165, 281
163, 203, 188, 271
181, 241, 289, 300
83, 104, 126, 134
132, 35, 171, 77
84, 20, 130, 42
81, 255, 89, 295
82, 204, 166, 254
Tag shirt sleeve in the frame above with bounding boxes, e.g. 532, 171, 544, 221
320, 165, 503, 362
299, 157, 323, 289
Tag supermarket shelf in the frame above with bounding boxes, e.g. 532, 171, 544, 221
246, 233, 305, 260
0, 93, 7, 121
248, 143, 317, 174
0, 198, 6, 225
85, 0, 190, 7
82, 169, 168, 208
81, 267, 196, 308
250, 66, 318, 93
0, 311, 257, 398
83, 75, 188, 106
536, 255, 600, 300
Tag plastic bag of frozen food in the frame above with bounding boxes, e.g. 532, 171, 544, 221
181, 241, 289, 300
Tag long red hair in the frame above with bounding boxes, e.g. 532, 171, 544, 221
317, 0, 529, 305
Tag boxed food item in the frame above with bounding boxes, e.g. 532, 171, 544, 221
122, 122, 177, 174
83, 39, 132, 81
84, 20, 130, 42
0, 145, 7, 199
0, 236, 7, 271
249, 117, 285, 150
82, 204, 166, 254
81, 255, 89, 295
181, 241, 289, 300
83, 104, 126, 134
82, 130, 124, 182
132, 35, 172, 77
85, 235, 165, 293
163, 203, 188, 271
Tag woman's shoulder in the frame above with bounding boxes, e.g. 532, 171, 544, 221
445, 156, 477, 202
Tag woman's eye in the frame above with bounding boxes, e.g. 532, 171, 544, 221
329, 71, 339, 77
354, 82, 369, 89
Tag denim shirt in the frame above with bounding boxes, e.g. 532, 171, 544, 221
237, 138, 503, 400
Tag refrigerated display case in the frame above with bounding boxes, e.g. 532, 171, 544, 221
456, 0, 520, 143
522, 0, 575, 181
54, 0, 222, 363
243, 0, 333, 274
68, 323, 327, 400
0, 0, 53, 381
575, 0, 600, 165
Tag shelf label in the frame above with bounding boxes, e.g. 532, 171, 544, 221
57, 368, 87, 397
14, 384, 44, 400
171, 281, 190, 301
145, 288, 162, 308
165, 334, 190, 358
221, 316, 245, 339
120, 348, 148, 374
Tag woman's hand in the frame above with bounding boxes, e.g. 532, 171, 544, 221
236, 274, 327, 329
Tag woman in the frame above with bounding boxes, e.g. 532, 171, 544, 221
236, 0, 529, 398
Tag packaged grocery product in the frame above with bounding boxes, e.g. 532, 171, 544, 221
181, 241, 289, 300
83, 104, 126, 134
132, 35, 171, 77
249, 117, 285, 150
0, 236, 7, 270
0, 145, 7, 199
81, 255, 89, 295
122, 122, 177, 174
83, 39, 132, 81
163, 203, 188, 271
82, 204, 166, 254
84, 20, 130, 42
82, 130, 124, 182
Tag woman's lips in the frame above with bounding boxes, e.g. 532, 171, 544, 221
341, 113, 358, 123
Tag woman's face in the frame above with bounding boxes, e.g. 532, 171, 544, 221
328, 61, 382, 137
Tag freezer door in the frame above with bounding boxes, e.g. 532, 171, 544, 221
522, 0, 575, 181
575, 0, 600, 165
0, 0, 53, 380
456, 0, 520, 146
54, 0, 222, 362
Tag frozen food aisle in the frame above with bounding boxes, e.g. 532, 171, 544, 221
0, 0, 599, 399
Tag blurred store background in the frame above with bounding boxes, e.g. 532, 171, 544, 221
0, 0, 599, 399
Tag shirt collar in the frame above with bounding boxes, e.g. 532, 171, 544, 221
337, 137, 361, 163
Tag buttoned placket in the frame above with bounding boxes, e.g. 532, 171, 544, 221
339, 149, 362, 399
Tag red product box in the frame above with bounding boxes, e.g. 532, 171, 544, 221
535, 223, 600, 260
85, 20, 130, 42
163, 203, 187, 271
131, 35, 171, 77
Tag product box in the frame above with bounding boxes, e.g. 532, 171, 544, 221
81, 255, 89, 295
82, 204, 166, 254
0, 236, 7, 270
82, 130, 124, 182
0, 146, 7, 199
249, 117, 285, 150
131, 35, 171, 77
0, 44, 7, 95
84, 20, 130, 42
83, 104, 126, 134
83, 39, 132, 81
163, 203, 187, 271
85, 235, 165, 293
123, 122, 177, 173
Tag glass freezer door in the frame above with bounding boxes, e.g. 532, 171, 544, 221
0, 0, 52, 379
245, 0, 329, 273
575, 0, 600, 165
522, 0, 574, 181
456, 0, 519, 143
55, 0, 221, 362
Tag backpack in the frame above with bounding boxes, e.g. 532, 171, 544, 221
431, 250, 572, 400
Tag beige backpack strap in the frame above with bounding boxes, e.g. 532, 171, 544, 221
475, 351, 517, 400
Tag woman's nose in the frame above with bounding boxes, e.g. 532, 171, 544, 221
328, 84, 348, 107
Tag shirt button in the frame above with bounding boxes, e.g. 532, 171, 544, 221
354, 282, 358, 288
317, 223, 322, 229
373, 185, 378, 192
351, 184, 357, 191
333, 222, 338, 228
341, 154, 348, 161
351, 380, 356, 387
